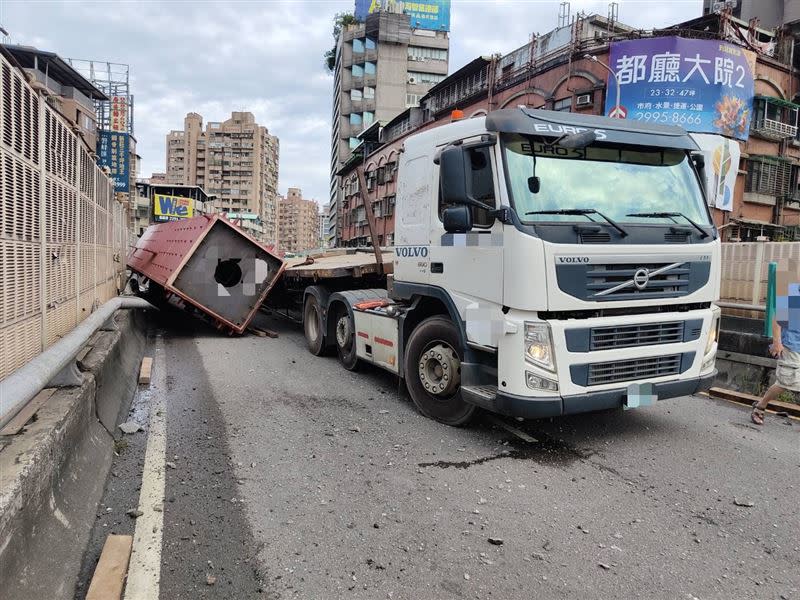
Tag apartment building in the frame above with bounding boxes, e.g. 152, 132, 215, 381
328, 9, 450, 247
164, 111, 280, 243
338, 10, 800, 245
278, 188, 320, 254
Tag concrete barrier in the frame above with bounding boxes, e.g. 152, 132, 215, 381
0, 308, 147, 600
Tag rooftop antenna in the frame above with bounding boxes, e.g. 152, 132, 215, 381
607, 2, 619, 35
558, 2, 570, 28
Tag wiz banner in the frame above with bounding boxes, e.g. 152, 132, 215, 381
607, 37, 756, 141
154, 194, 194, 220
690, 133, 740, 212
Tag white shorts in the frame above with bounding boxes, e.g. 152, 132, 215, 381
775, 348, 800, 392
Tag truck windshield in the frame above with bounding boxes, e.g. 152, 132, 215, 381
502, 133, 711, 226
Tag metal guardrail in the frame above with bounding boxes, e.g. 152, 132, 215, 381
0, 296, 154, 431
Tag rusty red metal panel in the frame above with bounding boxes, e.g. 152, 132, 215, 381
127, 214, 285, 334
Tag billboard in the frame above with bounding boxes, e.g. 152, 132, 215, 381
110, 96, 128, 132
354, 0, 450, 31
154, 194, 194, 221
97, 130, 129, 192
690, 133, 740, 212
607, 37, 756, 141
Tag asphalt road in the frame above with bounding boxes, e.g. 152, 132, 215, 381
81, 311, 800, 599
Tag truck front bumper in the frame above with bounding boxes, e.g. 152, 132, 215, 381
482, 370, 717, 419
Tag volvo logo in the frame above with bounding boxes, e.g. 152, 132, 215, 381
633, 268, 650, 290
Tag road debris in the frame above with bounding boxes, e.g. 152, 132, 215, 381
206, 575, 217, 586
733, 498, 755, 507
488, 537, 504, 546
126, 509, 143, 518
118, 421, 142, 435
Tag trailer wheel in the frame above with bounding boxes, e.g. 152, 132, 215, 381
404, 316, 476, 426
303, 295, 326, 356
333, 304, 359, 371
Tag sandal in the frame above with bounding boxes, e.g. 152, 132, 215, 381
751, 405, 765, 425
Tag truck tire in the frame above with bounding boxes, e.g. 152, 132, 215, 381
333, 304, 359, 371
303, 294, 326, 356
404, 316, 476, 426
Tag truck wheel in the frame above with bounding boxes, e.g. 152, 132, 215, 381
404, 316, 476, 426
303, 295, 326, 356
333, 305, 359, 371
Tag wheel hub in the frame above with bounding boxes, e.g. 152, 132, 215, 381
336, 315, 351, 348
418, 343, 460, 396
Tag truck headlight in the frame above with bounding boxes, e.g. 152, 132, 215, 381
525, 322, 555, 372
705, 313, 721, 356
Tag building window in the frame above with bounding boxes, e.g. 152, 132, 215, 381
364, 62, 376, 75
352, 38, 365, 54
408, 46, 447, 61
406, 93, 421, 107
364, 86, 375, 99
365, 37, 376, 50
363, 111, 374, 126
351, 88, 363, 101
408, 71, 445, 85
350, 113, 362, 126
349, 137, 360, 149
352, 64, 364, 77
553, 97, 572, 112
746, 157, 793, 197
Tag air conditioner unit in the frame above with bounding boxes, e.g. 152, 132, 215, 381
576, 94, 592, 106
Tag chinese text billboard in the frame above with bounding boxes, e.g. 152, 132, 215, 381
607, 37, 756, 141
354, 0, 450, 31
154, 194, 194, 221
110, 96, 128, 132
97, 130, 129, 192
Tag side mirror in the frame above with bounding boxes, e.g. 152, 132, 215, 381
439, 145, 470, 205
691, 152, 708, 200
442, 205, 473, 233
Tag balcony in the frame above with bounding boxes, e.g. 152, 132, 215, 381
751, 96, 800, 141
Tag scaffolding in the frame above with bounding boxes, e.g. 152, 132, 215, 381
63, 58, 133, 136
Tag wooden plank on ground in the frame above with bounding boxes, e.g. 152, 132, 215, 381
0, 389, 57, 436
85, 534, 133, 600
250, 326, 279, 339
139, 357, 153, 385
708, 386, 800, 417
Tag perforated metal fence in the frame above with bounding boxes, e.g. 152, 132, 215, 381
721, 242, 800, 311
0, 53, 128, 380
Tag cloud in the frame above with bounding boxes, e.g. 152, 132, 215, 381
3, 0, 702, 204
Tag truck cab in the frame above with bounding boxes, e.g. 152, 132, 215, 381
384, 107, 719, 423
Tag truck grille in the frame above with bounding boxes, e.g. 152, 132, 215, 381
587, 354, 682, 386
588, 263, 689, 299
590, 322, 684, 350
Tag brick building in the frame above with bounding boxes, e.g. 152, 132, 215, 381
336, 11, 800, 246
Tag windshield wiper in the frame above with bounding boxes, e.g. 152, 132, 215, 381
625, 212, 709, 238
526, 208, 628, 237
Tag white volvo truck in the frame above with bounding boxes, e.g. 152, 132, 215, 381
279, 107, 720, 425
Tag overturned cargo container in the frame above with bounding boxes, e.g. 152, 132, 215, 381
127, 214, 285, 334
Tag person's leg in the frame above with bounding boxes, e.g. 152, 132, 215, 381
752, 384, 785, 424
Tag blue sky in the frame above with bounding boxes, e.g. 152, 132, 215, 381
2, 0, 702, 204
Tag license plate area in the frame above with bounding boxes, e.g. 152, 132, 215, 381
624, 382, 658, 410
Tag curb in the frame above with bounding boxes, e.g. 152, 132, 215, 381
0, 308, 147, 600
707, 386, 800, 418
